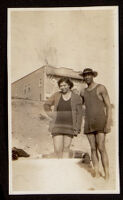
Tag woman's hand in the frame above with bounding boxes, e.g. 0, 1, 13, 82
74, 129, 81, 135
47, 111, 54, 119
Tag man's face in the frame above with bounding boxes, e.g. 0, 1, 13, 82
83, 73, 94, 84
59, 82, 70, 94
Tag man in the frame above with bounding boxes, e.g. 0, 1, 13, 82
80, 68, 112, 180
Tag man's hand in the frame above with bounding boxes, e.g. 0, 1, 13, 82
104, 123, 111, 133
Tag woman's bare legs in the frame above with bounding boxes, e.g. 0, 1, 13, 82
52, 135, 64, 158
63, 135, 73, 158
52, 134, 73, 158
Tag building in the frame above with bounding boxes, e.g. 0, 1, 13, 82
12, 65, 84, 101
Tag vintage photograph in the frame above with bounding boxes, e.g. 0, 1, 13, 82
8, 7, 119, 194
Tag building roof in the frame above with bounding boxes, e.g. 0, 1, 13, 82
12, 65, 83, 84
46, 65, 83, 80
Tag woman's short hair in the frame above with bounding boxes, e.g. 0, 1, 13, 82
57, 77, 74, 89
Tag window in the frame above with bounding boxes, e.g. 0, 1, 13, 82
24, 84, 31, 94
24, 85, 27, 94
39, 78, 42, 87
28, 84, 31, 92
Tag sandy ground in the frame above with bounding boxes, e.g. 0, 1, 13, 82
10, 99, 119, 194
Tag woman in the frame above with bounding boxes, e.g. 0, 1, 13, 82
44, 77, 83, 158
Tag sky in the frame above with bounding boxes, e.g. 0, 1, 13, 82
8, 7, 118, 103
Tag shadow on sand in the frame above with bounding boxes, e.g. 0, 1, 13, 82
77, 160, 105, 180
77, 160, 96, 178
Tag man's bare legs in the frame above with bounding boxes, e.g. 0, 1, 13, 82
96, 132, 109, 180
87, 132, 109, 179
87, 133, 100, 177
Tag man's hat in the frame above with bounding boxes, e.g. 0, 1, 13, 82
79, 68, 98, 77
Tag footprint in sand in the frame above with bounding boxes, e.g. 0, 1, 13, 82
88, 187, 95, 190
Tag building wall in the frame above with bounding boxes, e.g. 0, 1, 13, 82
12, 67, 45, 101
12, 65, 84, 101
45, 75, 59, 99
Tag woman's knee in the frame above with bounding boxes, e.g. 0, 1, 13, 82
53, 135, 63, 150
63, 135, 72, 150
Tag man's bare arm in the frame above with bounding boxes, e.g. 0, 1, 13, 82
99, 85, 112, 132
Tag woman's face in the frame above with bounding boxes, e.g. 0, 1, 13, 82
59, 81, 70, 94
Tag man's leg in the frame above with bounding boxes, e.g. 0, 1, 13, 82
96, 132, 109, 180
63, 135, 73, 158
52, 135, 64, 158
87, 133, 100, 177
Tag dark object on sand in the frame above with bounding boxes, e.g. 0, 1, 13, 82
12, 147, 30, 160
12, 149, 19, 160
72, 151, 91, 164
81, 153, 91, 164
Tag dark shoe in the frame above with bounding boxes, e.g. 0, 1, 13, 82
12, 147, 30, 158
81, 153, 91, 164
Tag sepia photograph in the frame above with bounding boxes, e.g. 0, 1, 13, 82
8, 6, 119, 194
